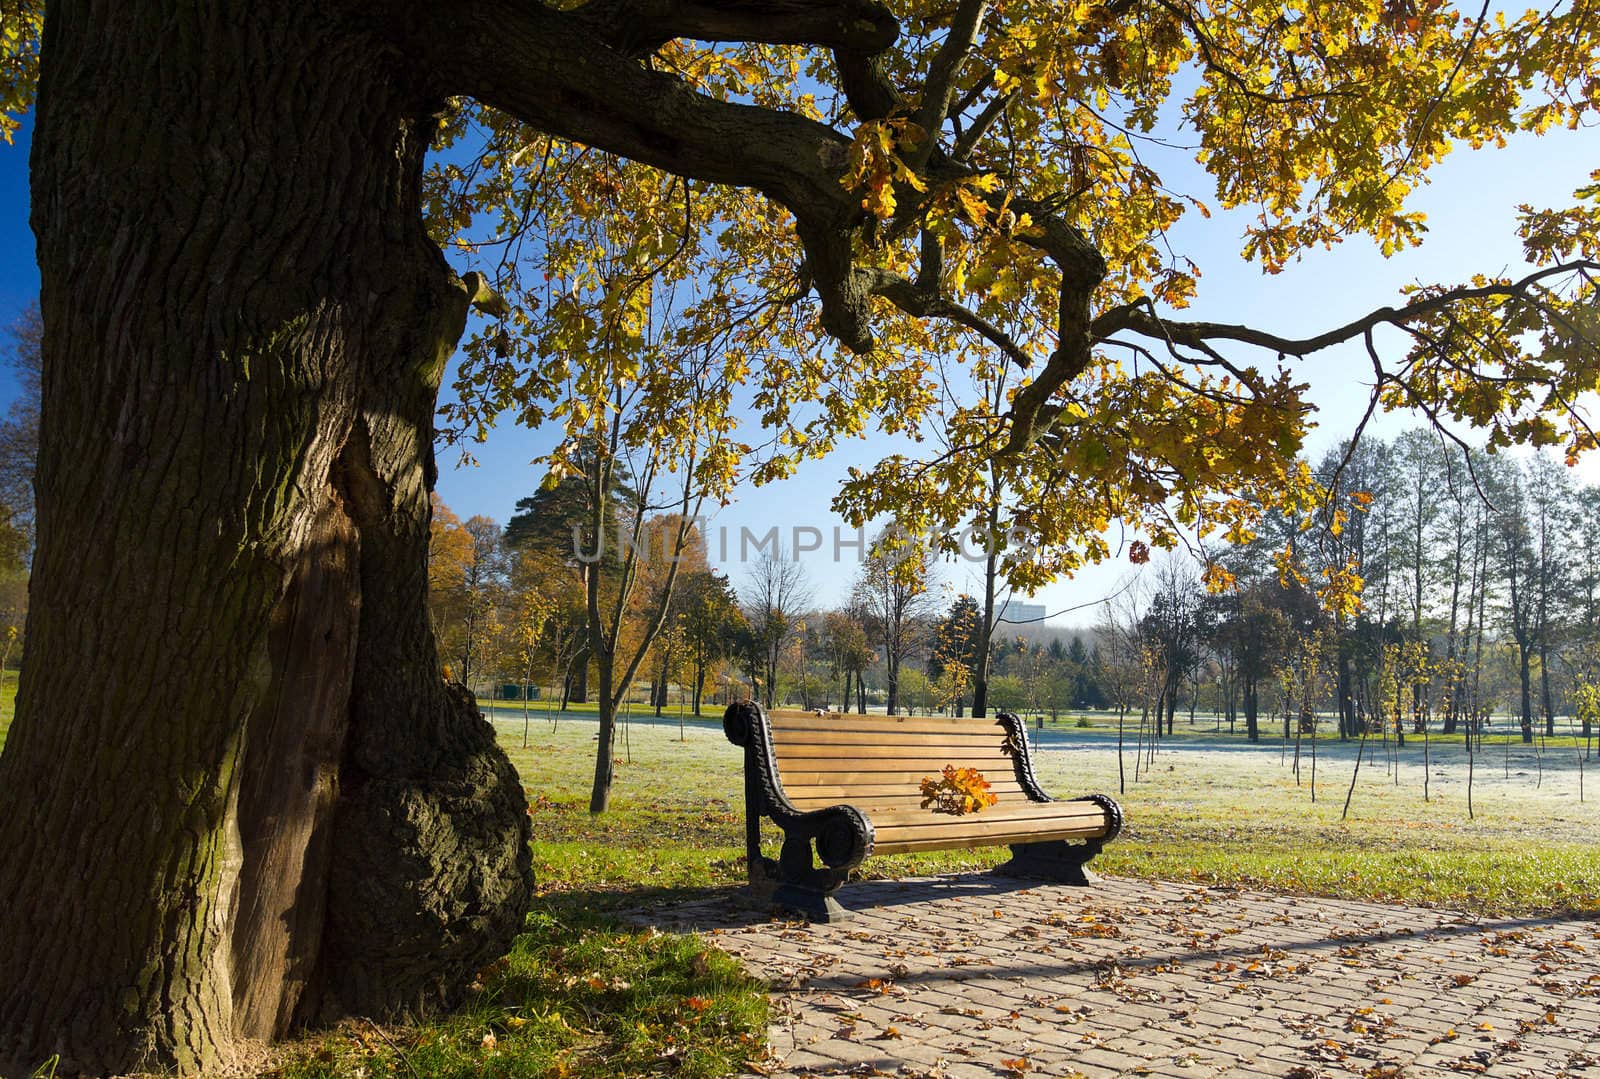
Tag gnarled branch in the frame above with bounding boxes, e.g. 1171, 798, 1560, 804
1089, 261, 1598, 355
998, 258, 1598, 457
907, 0, 990, 168
860, 267, 1033, 368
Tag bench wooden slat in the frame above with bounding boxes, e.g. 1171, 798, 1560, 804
780, 790, 1030, 806
870, 802, 1109, 829
774, 745, 1016, 763
783, 785, 1033, 807
776, 765, 1026, 781
771, 730, 1008, 746
772, 728, 1011, 742
770, 715, 1007, 731
774, 747, 1016, 763
876, 826, 1108, 854
775, 768, 1029, 788
874, 821, 1107, 850
871, 806, 1112, 851
776, 754, 1015, 770
769, 715, 1011, 736
779, 799, 1103, 824
770, 732, 1013, 751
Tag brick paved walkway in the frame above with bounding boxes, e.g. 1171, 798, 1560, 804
643, 875, 1600, 1078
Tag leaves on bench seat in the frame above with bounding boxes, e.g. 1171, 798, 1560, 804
919, 765, 999, 816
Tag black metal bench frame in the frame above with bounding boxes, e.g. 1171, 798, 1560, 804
722, 701, 1124, 921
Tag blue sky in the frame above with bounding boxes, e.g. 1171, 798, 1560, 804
0, 113, 32, 330
1, 105, 1594, 624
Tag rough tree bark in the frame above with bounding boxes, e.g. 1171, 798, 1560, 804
0, 5, 529, 1074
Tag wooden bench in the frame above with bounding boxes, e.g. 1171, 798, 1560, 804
723, 701, 1123, 920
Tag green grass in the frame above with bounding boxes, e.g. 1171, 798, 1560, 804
500, 713, 1600, 918
0, 669, 14, 750
479, 696, 607, 716
1101, 829, 1600, 911
275, 908, 768, 1079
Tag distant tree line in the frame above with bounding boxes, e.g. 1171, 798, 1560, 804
1106, 431, 1600, 749
433, 427, 1599, 765
0, 307, 38, 669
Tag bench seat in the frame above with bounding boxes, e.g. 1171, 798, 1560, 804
724, 701, 1123, 920
868, 801, 1119, 853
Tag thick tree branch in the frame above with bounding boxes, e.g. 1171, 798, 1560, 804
993, 194, 1110, 452
952, 86, 1016, 161
908, 0, 989, 168
418, 4, 848, 206
575, 0, 899, 58
414, 0, 889, 349
416, 0, 1115, 369
833, 46, 905, 120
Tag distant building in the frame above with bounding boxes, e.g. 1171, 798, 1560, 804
996, 600, 1047, 625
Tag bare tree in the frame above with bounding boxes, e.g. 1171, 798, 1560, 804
1096, 580, 1148, 792
854, 536, 939, 716
1527, 454, 1575, 738
1141, 556, 1203, 738
1490, 462, 1539, 744
458, 515, 505, 691
741, 545, 814, 709
0, 305, 39, 659
0, 302, 40, 549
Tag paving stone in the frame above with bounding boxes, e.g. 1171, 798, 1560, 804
629, 875, 1600, 1079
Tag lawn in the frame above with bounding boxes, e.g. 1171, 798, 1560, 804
498, 707, 1600, 918
278, 908, 769, 1079
0, 669, 13, 748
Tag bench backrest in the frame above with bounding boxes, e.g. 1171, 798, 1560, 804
764, 710, 1036, 814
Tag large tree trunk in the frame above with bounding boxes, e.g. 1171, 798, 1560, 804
0, 6, 531, 1073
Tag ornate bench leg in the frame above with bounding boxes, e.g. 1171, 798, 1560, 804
725, 704, 872, 921
768, 834, 854, 922
995, 838, 1104, 886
